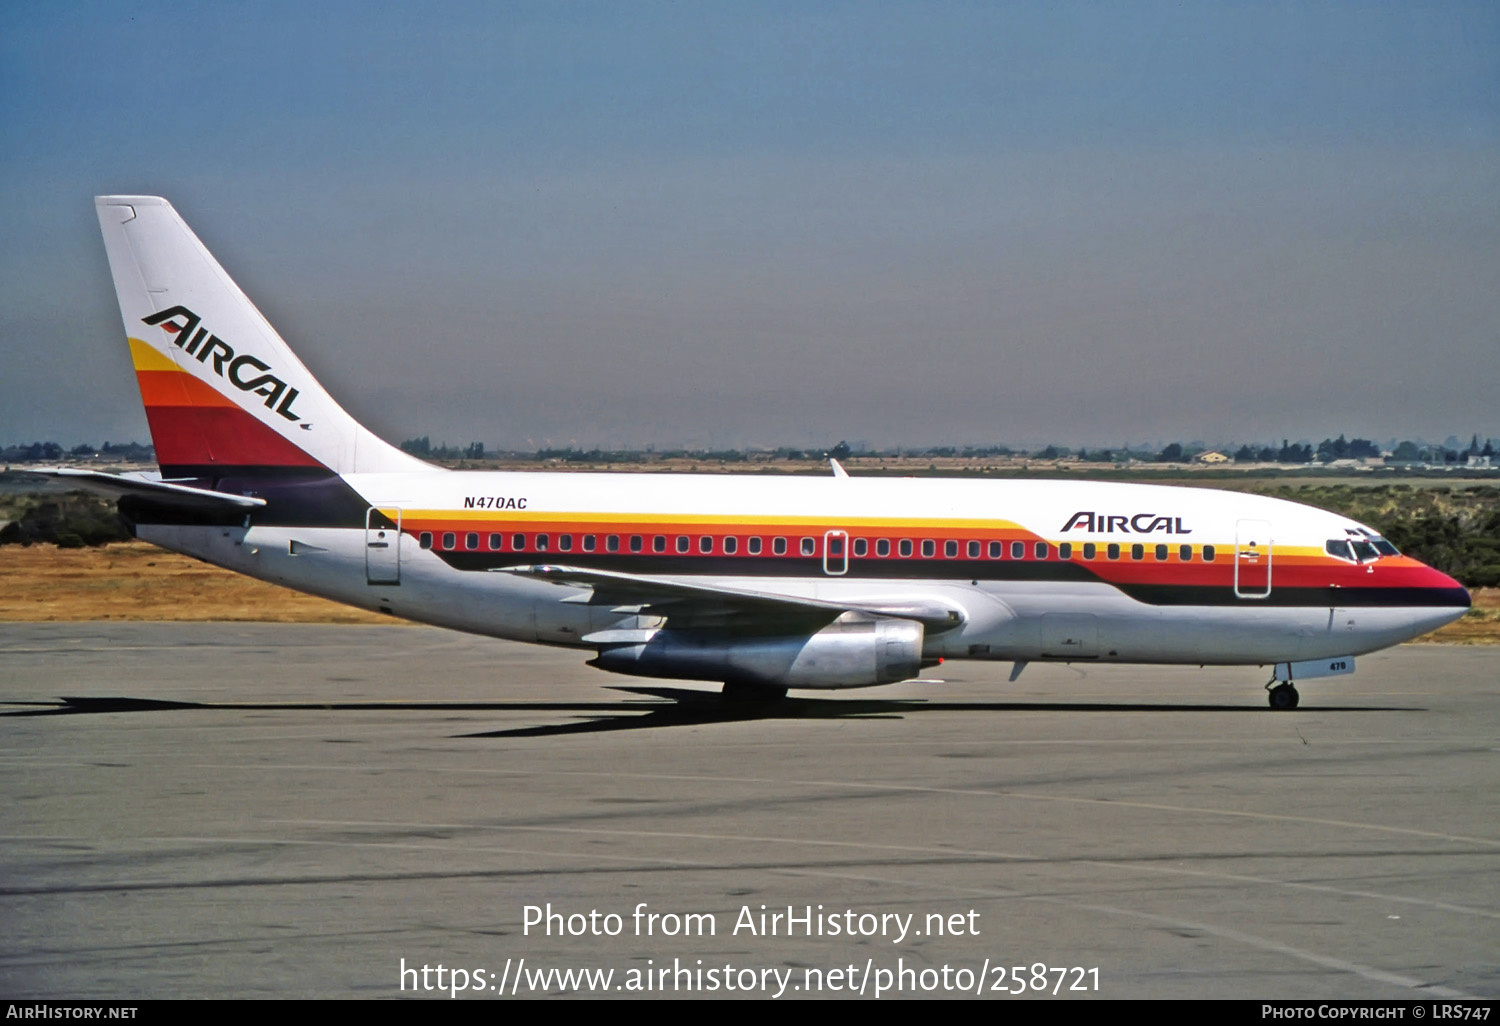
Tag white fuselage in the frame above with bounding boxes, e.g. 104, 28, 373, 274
137, 470, 1469, 677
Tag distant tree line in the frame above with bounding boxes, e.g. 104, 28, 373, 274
5, 435, 1497, 467
2, 440, 154, 463
399, 437, 486, 460
1032, 435, 1496, 466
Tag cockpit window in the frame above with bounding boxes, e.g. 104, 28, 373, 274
1325, 539, 1354, 561
1327, 535, 1399, 562
1358, 528, 1400, 557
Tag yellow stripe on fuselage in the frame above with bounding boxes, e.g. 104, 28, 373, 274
386, 508, 1337, 562
390, 509, 1026, 531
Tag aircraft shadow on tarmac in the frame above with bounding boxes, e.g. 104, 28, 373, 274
0, 689, 1423, 738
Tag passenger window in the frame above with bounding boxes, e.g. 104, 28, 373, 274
921, 540, 935, 557
1082, 542, 1096, 559
489, 533, 502, 551
773, 537, 787, 555
535, 534, 549, 551
853, 538, 868, 557
419, 532, 432, 550
606, 535, 620, 552
1155, 544, 1168, 561
1131, 543, 1144, 560
1179, 544, 1192, 561
700, 536, 713, 554
677, 536, 690, 554
583, 535, 596, 552
1058, 542, 1072, 559
1011, 541, 1024, 559
653, 536, 666, 553
441, 532, 456, 550
512, 533, 525, 551
629, 535, 642, 553
876, 538, 891, 557
967, 540, 980, 558
466, 532, 479, 550
748, 537, 762, 555
989, 540, 1002, 559
1107, 543, 1120, 560
944, 540, 957, 558
1034, 542, 1048, 560
558, 534, 573, 551
899, 539, 913, 557
724, 537, 738, 554
1203, 545, 1216, 562
801, 537, 815, 556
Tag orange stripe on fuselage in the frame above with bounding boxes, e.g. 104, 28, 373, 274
402, 516, 1437, 592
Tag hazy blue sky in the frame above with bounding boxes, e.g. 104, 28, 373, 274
2, 1, 1496, 451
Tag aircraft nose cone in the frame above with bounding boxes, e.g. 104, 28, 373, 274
1429, 566, 1471, 606
1455, 580, 1473, 608
1409, 563, 1472, 637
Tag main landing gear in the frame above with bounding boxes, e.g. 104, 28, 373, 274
1266, 681, 1300, 710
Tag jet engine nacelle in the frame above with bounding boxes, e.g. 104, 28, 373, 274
589, 616, 925, 690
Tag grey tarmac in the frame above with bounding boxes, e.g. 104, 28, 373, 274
1, 623, 1496, 999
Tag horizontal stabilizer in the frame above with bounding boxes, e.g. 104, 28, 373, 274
20, 467, 266, 513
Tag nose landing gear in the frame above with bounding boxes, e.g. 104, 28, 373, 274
1266, 681, 1300, 710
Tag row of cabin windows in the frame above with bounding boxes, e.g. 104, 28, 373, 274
416, 531, 1216, 563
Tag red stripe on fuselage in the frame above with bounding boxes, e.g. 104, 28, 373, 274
400, 518, 1457, 594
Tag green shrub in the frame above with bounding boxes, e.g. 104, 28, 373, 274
0, 492, 131, 548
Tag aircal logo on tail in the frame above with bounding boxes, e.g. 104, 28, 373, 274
142, 306, 301, 421
1061, 512, 1191, 534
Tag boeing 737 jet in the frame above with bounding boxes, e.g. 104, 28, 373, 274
48, 196, 1471, 708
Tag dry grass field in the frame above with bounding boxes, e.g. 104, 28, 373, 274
0, 542, 390, 624
1, 541, 1493, 642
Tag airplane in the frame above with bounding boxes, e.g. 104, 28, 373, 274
46, 195, 1471, 710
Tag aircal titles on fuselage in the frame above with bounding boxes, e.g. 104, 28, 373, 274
1061, 512, 1191, 535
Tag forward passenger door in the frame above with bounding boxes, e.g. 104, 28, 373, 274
1234, 519, 1272, 598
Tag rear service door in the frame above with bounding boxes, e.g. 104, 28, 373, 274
366, 507, 401, 585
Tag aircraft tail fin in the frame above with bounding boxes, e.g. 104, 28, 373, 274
94, 196, 428, 480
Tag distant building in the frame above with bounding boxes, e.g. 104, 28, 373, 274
1194, 451, 1230, 464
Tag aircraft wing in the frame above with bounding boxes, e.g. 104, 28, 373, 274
17, 468, 266, 513
495, 564, 964, 632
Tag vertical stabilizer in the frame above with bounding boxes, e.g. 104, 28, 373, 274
95, 196, 429, 479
